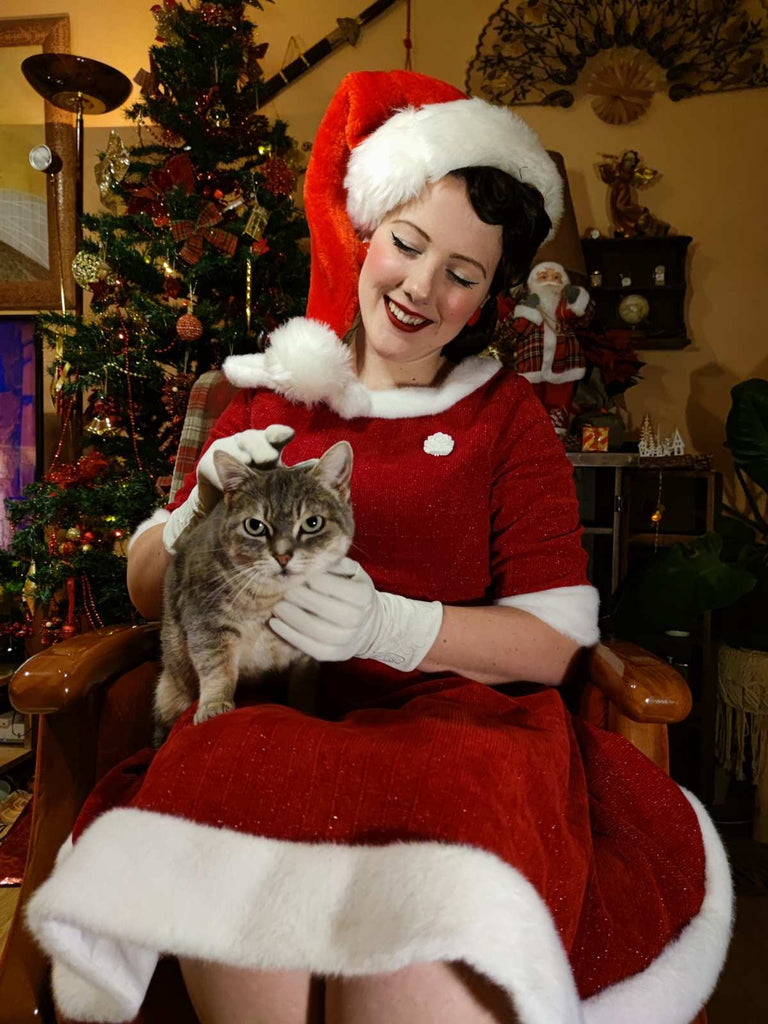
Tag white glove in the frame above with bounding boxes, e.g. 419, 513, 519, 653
162, 424, 294, 553
269, 558, 444, 672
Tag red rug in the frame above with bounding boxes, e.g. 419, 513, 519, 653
0, 801, 31, 886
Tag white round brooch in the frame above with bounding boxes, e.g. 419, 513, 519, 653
423, 432, 455, 456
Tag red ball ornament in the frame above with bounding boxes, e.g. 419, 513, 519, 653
59, 541, 77, 556
81, 530, 96, 544
177, 312, 204, 342
260, 156, 297, 198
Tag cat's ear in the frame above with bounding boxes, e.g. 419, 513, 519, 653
213, 450, 254, 500
311, 441, 353, 499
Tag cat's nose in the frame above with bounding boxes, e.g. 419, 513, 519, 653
275, 552, 293, 568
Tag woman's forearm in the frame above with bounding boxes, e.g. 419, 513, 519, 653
418, 604, 581, 686
126, 523, 171, 620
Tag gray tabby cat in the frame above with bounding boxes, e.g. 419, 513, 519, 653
155, 440, 354, 734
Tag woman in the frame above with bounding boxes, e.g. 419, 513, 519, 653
28, 71, 731, 1024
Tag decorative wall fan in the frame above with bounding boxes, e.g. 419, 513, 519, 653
466, 0, 768, 123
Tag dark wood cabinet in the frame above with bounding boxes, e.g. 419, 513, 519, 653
569, 453, 721, 802
581, 236, 692, 349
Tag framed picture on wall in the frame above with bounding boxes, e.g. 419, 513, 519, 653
0, 15, 76, 311
0, 316, 43, 550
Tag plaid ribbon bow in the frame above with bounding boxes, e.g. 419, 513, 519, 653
172, 201, 238, 265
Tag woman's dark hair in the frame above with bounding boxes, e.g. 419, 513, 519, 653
441, 167, 551, 363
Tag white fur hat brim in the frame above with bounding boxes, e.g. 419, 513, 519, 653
344, 97, 563, 242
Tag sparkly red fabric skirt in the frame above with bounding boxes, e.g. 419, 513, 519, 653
30, 667, 731, 1024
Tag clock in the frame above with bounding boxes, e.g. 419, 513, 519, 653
618, 293, 650, 325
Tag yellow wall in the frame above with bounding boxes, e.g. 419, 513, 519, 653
3, 0, 767, 491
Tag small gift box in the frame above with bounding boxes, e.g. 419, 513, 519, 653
582, 425, 609, 451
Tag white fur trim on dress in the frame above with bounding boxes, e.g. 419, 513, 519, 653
496, 584, 600, 647
127, 507, 171, 552
583, 788, 733, 1024
345, 98, 563, 242
224, 317, 503, 420
26, 790, 731, 1024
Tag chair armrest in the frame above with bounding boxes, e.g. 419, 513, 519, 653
590, 639, 692, 725
10, 623, 161, 714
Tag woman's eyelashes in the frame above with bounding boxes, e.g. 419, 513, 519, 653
390, 232, 478, 289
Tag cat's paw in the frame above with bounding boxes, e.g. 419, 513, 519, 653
194, 700, 235, 724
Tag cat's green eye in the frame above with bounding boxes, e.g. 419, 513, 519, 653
300, 515, 325, 535
243, 517, 268, 537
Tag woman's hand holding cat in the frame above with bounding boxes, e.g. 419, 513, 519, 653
270, 558, 443, 671
162, 425, 295, 553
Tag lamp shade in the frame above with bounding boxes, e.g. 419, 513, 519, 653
21, 53, 132, 114
534, 151, 586, 284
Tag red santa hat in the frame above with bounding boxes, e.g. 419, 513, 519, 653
304, 70, 564, 338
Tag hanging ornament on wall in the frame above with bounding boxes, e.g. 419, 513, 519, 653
466, 0, 768, 119
586, 53, 657, 125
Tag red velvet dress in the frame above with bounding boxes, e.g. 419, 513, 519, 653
27, 321, 731, 1024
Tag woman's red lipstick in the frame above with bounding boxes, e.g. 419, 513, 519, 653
384, 296, 433, 333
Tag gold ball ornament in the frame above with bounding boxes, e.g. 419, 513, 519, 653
66, 526, 82, 541
618, 293, 650, 325
71, 250, 103, 288
176, 312, 204, 342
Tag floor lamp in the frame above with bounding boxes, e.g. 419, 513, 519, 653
21, 53, 133, 316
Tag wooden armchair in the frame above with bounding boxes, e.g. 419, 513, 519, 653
0, 370, 701, 1023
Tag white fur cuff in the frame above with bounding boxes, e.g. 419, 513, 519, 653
568, 288, 590, 317
513, 304, 543, 325
496, 584, 600, 647
127, 507, 171, 553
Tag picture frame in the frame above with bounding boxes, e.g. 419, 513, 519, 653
0, 16, 76, 311
0, 316, 43, 551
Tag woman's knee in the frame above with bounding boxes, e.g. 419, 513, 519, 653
178, 958, 323, 1024
324, 961, 518, 1024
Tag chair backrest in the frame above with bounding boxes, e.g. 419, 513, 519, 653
169, 370, 238, 502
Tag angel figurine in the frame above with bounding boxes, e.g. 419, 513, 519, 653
598, 150, 669, 237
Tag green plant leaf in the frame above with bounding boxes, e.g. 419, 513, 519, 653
613, 532, 756, 636
725, 379, 768, 492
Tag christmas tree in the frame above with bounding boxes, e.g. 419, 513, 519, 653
0, 0, 309, 650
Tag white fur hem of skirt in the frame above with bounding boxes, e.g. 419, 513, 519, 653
26, 792, 731, 1024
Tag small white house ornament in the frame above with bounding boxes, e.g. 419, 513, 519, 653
423, 432, 455, 456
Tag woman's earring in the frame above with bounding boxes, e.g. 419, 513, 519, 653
467, 306, 482, 327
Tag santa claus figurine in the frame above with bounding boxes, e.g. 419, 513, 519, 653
508, 260, 594, 435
